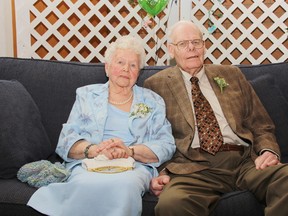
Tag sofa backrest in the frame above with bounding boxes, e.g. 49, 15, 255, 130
0, 58, 107, 149
239, 63, 288, 102
0, 57, 168, 149
0, 57, 287, 161
239, 62, 288, 162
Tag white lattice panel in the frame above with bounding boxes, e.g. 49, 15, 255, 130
190, 0, 288, 64
15, 0, 173, 65
14, 0, 288, 65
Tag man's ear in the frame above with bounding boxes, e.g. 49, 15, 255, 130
168, 43, 175, 59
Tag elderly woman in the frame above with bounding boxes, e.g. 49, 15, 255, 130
27, 35, 176, 216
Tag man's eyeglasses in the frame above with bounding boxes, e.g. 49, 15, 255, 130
171, 39, 204, 50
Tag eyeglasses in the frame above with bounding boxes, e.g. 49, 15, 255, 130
171, 39, 204, 50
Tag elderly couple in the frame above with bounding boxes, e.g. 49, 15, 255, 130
27, 20, 288, 216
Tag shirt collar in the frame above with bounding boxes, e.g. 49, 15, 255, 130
180, 66, 205, 83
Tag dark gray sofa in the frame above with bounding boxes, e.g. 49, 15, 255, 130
0, 57, 287, 216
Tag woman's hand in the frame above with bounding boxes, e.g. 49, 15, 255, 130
110, 147, 128, 159
68, 138, 131, 160
104, 141, 159, 164
99, 138, 130, 159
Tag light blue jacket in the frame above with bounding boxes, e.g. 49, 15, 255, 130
56, 81, 176, 169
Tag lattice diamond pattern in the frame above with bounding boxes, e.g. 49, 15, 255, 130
22, 0, 170, 65
191, 0, 288, 64
14, 0, 287, 65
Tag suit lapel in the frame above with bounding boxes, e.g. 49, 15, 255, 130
204, 65, 237, 131
166, 67, 195, 129
164, 65, 237, 133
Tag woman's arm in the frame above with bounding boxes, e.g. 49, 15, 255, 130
68, 139, 122, 160
131, 144, 158, 163
131, 89, 175, 167
103, 139, 158, 163
68, 140, 100, 159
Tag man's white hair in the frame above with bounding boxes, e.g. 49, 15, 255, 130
167, 20, 204, 43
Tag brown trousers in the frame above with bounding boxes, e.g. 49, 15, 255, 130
155, 147, 288, 216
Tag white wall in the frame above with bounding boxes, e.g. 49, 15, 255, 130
0, 0, 14, 57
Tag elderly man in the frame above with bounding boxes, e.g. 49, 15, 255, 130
144, 20, 288, 216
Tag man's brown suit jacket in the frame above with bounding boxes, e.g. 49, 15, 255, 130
144, 64, 280, 174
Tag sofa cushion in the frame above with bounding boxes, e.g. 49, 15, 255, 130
0, 80, 52, 179
212, 190, 264, 216
249, 74, 288, 161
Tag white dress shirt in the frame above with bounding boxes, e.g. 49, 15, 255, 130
180, 67, 249, 148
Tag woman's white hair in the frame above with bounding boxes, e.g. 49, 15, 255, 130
104, 35, 146, 69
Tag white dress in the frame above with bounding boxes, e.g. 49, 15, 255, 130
28, 83, 176, 216
28, 163, 152, 216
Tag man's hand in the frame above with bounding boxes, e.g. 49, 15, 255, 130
255, 151, 281, 170
150, 175, 170, 196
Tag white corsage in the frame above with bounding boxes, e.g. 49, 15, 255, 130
130, 103, 152, 118
213, 76, 229, 93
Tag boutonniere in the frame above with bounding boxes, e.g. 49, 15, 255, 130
213, 76, 229, 93
130, 103, 152, 118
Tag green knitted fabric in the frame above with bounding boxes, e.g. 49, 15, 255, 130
17, 160, 71, 188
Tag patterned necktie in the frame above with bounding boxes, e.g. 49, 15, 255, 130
191, 76, 223, 155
